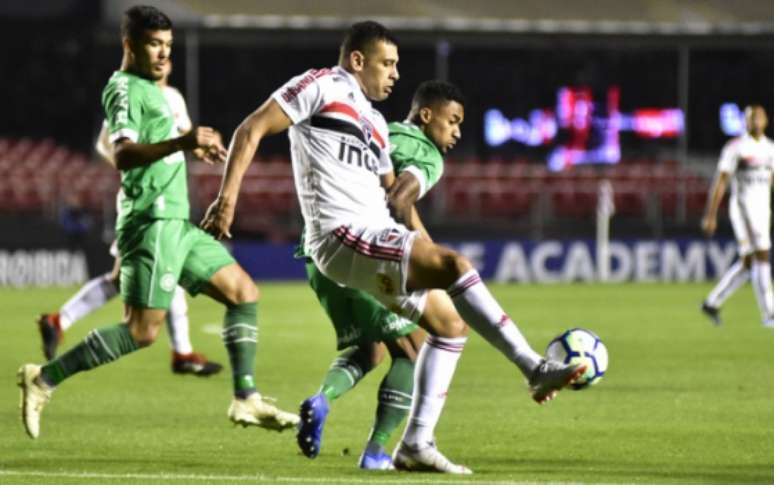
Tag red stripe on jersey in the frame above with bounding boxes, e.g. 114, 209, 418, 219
371, 126, 386, 148
320, 102, 386, 149
321, 102, 360, 122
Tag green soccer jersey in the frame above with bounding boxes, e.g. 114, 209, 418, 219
388, 121, 444, 199
102, 71, 189, 230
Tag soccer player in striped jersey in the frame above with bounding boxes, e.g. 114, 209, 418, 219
294, 80, 464, 470
203, 21, 584, 474
17, 5, 298, 440
702, 105, 774, 328
36, 60, 223, 376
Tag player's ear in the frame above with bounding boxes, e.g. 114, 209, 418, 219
350, 50, 366, 72
419, 107, 433, 125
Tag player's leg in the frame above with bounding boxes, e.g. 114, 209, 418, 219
298, 260, 392, 458
742, 210, 774, 326
19, 219, 182, 439
359, 330, 422, 470
750, 249, 774, 326
37, 256, 121, 359
182, 223, 297, 430
392, 290, 471, 474
702, 255, 749, 325
167, 286, 223, 376
406, 236, 583, 399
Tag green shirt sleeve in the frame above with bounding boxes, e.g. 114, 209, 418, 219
389, 129, 444, 199
102, 73, 143, 144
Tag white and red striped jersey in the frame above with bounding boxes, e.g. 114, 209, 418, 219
272, 66, 394, 244
718, 133, 774, 216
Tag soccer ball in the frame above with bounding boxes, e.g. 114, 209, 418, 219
545, 328, 608, 389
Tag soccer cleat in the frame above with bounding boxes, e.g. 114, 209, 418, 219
701, 302, 722, 326
296, 393, 329, 458
17, 364, 53, 439
528, 360, 586, 404
37, 313, 62, 360
171, 352, 223, 376
358, 450, 395, 470
392, 441, 472, 474
228, 393, 299, 432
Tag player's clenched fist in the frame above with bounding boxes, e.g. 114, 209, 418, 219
201, 197, 235, 240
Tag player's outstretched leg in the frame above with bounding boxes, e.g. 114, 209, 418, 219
297, 346, 371, 457
18, 320, 143, 439
167, 287, 223, 376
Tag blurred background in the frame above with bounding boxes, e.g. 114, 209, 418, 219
3, 0, 774, 285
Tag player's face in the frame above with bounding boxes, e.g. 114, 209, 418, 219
745, 106, 768, 136
423, 101, 464, 153
129, 29, 173, 81
359, 41, 399, 101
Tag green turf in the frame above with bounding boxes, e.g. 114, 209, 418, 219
1, 282, 773, 484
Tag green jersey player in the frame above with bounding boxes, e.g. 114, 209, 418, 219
17, 5, 298, 440
296, 80, 464, 470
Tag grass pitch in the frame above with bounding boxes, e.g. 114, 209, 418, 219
1, 282, 773, 484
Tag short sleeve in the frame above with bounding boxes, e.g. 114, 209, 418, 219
102, 76, 142, 144
271, 69, 327, 124
717, 140, 738, 174
389, 134, 444, 199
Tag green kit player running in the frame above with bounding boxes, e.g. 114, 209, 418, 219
296, 80, 464, 470
17, 5, 298, 440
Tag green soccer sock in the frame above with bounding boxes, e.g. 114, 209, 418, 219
366, 356, 414, 450
222, 302, 258, 398
40, 323, 140, 386
320, 346, 373, 401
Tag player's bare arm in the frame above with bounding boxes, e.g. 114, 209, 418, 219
702, 171, 730, 237
201, 98, 292, 239
113, 126, 224, 170
386, 170, 421, 224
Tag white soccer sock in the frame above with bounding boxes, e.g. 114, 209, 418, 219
401, 335, 466, 447
751, 261, 774, 321
166, 286, 193, 355
706, 260, 749, 308
448, 270, 542, 377
59, 274, 118, 330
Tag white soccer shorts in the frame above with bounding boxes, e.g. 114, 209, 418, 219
730, 201, 771, 255
310, 224, 428, 323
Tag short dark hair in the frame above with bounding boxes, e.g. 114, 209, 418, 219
412, 80, 465, 110
339, 21, 398, 62
121, 5, 173, 41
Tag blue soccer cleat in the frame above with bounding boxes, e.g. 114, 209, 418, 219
296, 393, 329, 458
358, 450, 395, 470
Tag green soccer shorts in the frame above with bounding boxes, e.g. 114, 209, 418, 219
305, 259, 418, 349
117, 218, 236, 309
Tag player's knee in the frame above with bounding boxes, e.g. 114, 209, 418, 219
434, 316, 468, 339
233, 277, 259, 304
437, 251, 473, 285
128, 319, 163, 347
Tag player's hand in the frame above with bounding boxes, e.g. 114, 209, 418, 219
201, 197, 235, 240
183, 127, 227, 162
701, 215, 717, 237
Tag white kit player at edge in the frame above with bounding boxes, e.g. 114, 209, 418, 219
201, 21, 586, 474
702, 104, 774, 328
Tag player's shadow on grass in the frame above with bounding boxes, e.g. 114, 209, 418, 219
474, 457, 774, 482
